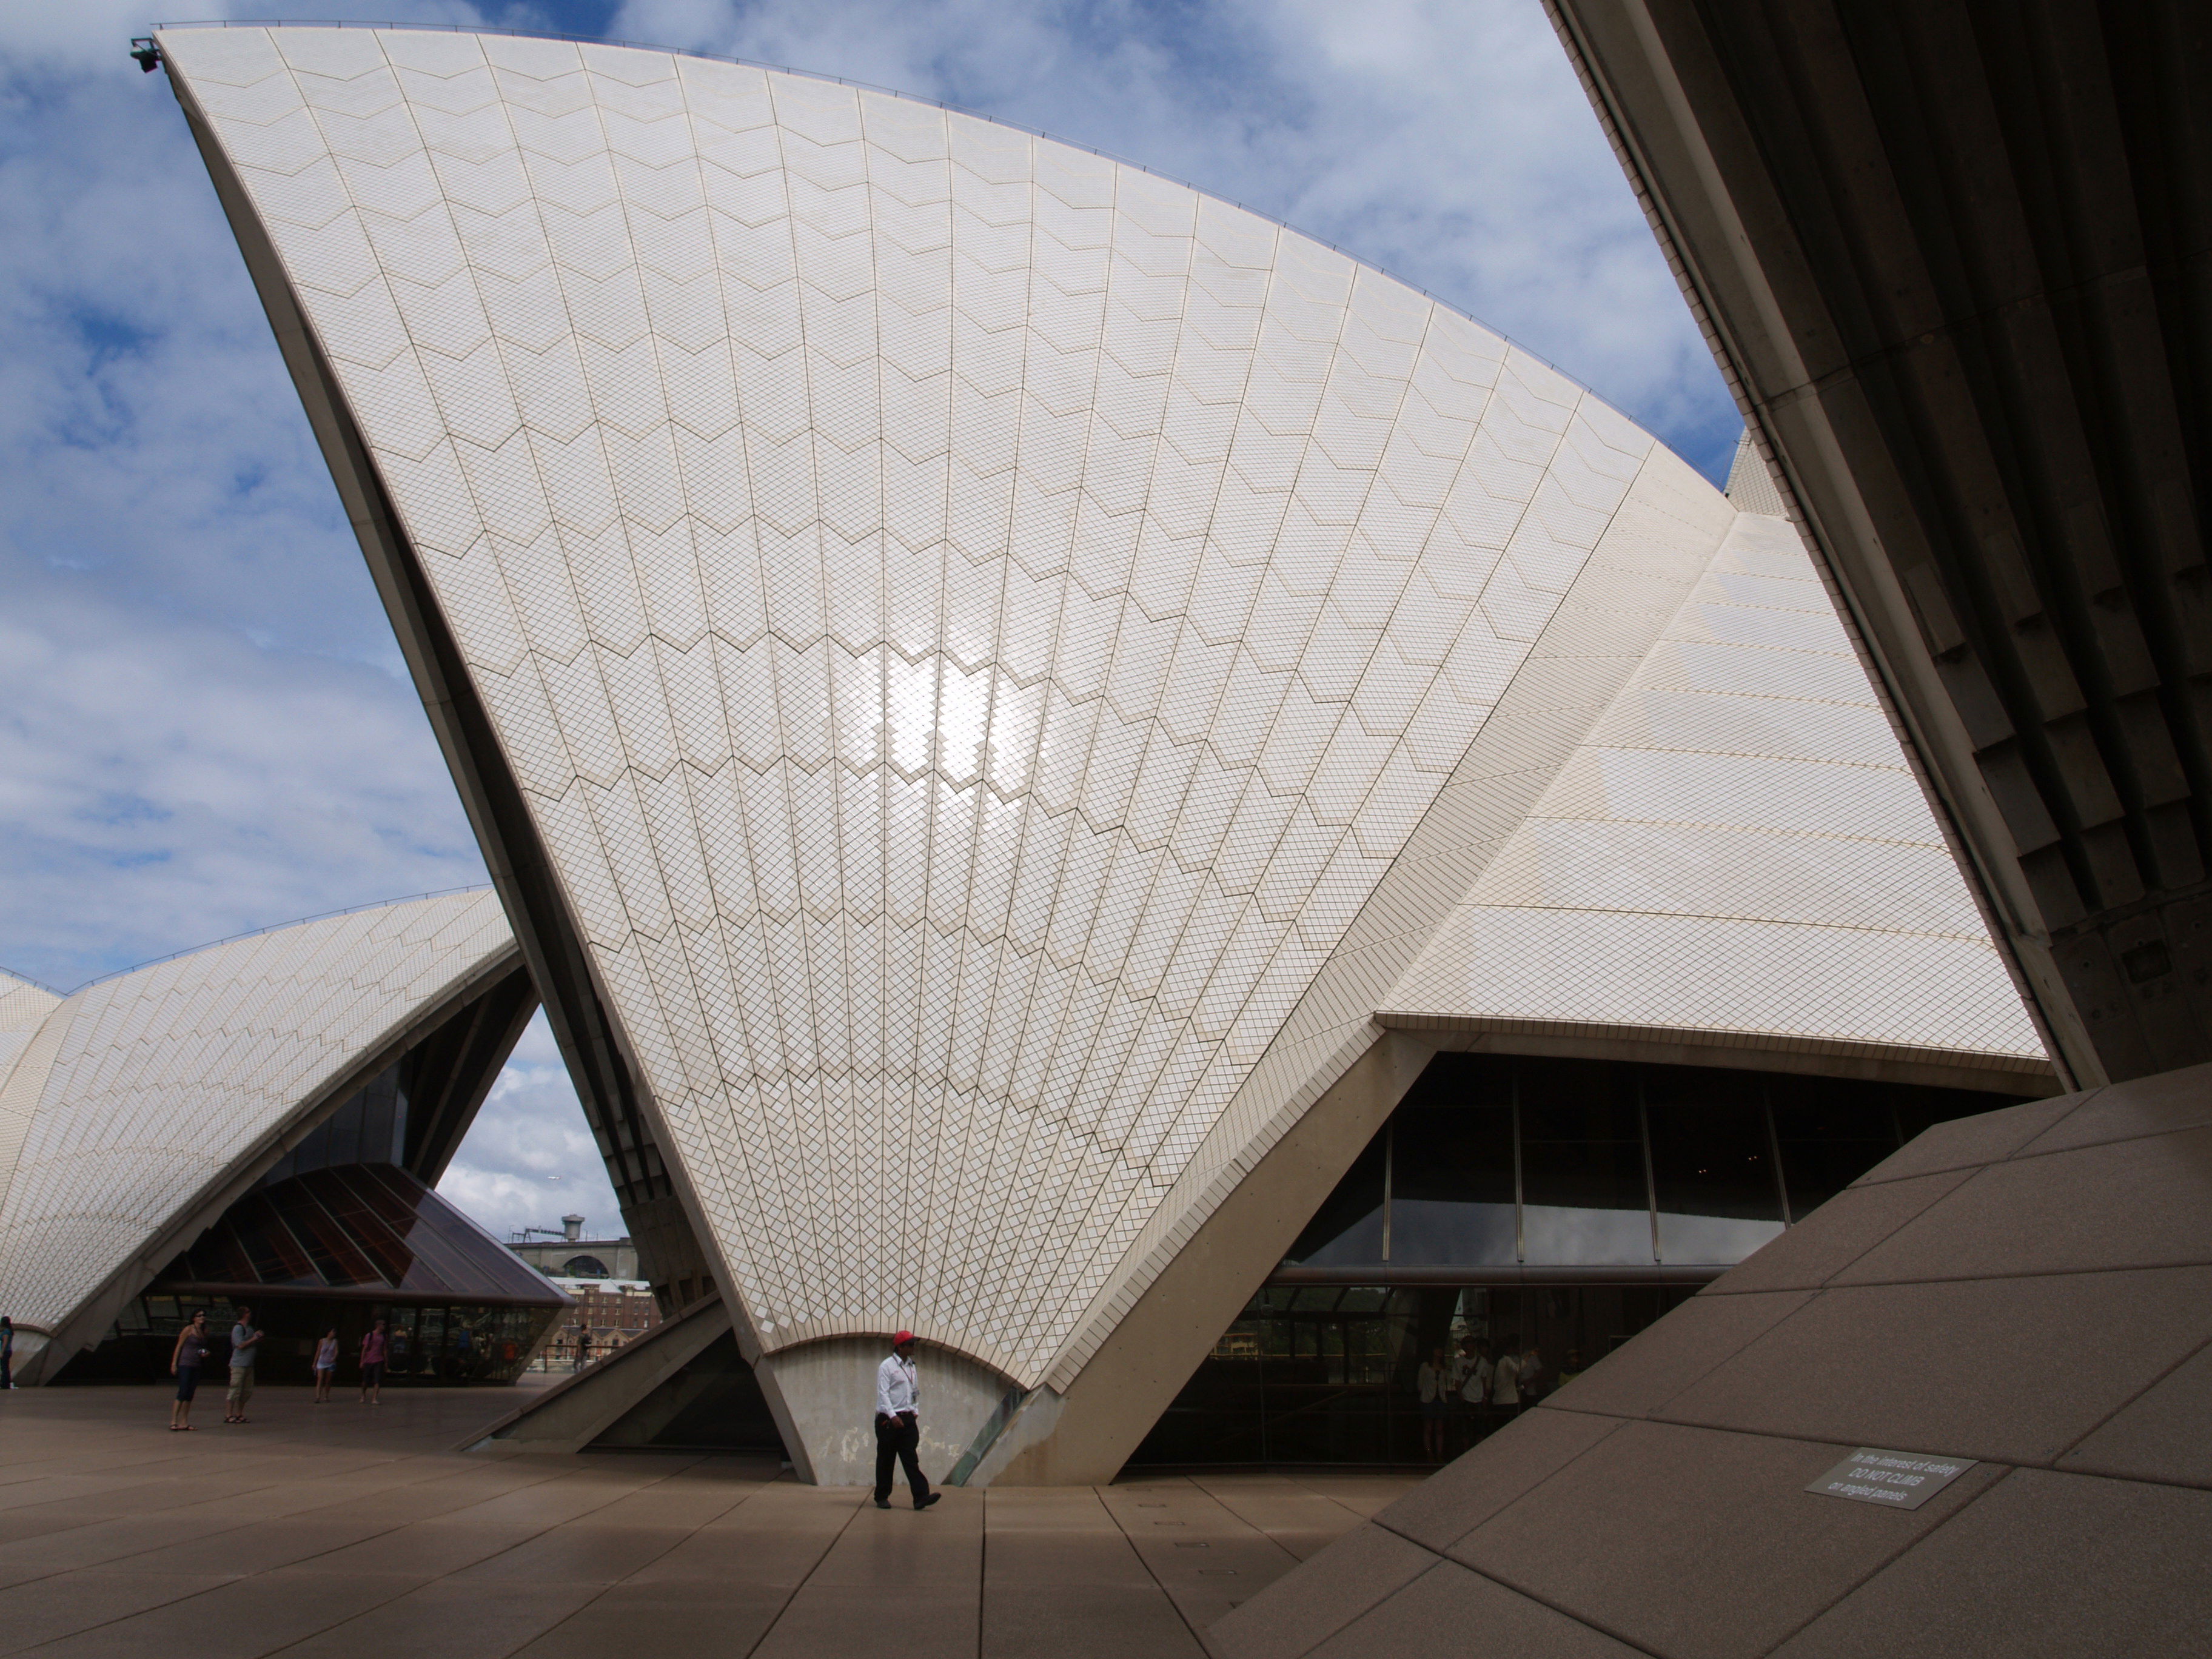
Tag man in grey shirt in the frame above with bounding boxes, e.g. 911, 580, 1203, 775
224, 1307, 263, 1424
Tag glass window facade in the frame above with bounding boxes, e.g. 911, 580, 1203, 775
64, 1293, 557, 1387
1278, 1053, 2018, 1273
1136, 1051, 2029, 1466
255, 1062, 409, 1186
55, 1164, 568, 1387
1135, 1283, 1698, 1465
168, 1164, 561, 1304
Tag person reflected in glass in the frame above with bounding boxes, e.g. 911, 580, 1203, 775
1557, 1347, 1587, 1391
1490, 1333, 1523, 1422
312, 1328, 338, 1403
1460, 1340, 1495, 1446
1416, 1347, 1450, 1461
358, 1318, 388, 1405
169, 1309, 212, 1430
1446, 1336, 1473, 1401
1518, 1342, 1545, 1403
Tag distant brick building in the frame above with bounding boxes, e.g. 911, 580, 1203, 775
545, 1279, 659, 1369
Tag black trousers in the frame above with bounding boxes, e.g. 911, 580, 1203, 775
874, 1412, 930, 1504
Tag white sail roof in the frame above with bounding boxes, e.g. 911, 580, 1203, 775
0, 890, 516, 1338
158, 25, 2040, 1389
1381, 509, 2046, 1081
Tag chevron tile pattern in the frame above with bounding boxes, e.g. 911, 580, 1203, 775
159, 25, 2040, 1389
1381, 509, 2045, 1065
0, 890, 515, 1335
0, 971, 61, 1083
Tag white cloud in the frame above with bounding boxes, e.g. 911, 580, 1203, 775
439, 1010, 625, 1241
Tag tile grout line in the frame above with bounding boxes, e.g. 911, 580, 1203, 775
1739, 1464, 2023, 1657
1705, 1258, 2212, 1296
1532, 1401, 2212, 1496
2044, 1325, 2212, 1472
30, 1536, 438, 1659
1372, 1412, 1629, 1563
19, 1449, 587, 1587
392, 1454, 711, 1607
1102, 1476, 1219, 1657
1832, 1091, 2212, 1190
457, 1458, 792, 1659
20, 1447, 646, 1637
742, 1486, 873, 1659
251, 1455, 740, 1659
1427, 1553, 1675, 1659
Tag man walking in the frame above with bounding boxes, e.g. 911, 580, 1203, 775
224, 1306, 262, 1423
873, 1331, 940, 1512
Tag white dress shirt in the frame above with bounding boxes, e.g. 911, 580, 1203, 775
876, 1352, 918, 1418
1492, 1351, 1521, 1406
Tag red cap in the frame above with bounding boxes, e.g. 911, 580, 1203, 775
893, 1330, 916, 1347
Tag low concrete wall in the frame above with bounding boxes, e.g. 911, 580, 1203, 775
757, 1336, 1021, 1487
468, 1294, 730, 1455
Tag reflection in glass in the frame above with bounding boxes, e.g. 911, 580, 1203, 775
1646, 1069, 1785, 1262
1772, 1079, 1903, 1220
1273, 1053, 2023, 1281
1282, 1135, 1385, 1266
1133, 1281, 1699, 1466
1520, 1063, 1651, 1264
1390, 1104, 1516, 1265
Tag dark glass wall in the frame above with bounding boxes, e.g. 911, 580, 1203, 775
61, 1293, 557, 1386
1139, 1051, 2031, 1466
55, 1165, 568, 1387
256, 1063, 408, 1187
170, 1164, 561, 1304
1134, 1282, 1695, 1465
1282, 1053, 2020, 1273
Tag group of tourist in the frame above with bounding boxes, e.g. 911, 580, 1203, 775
166, 1309, 392, 1429
1414, 1335, 1585, 1461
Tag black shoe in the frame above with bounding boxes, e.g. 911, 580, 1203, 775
915, 1492, 941, 1511
874, 1498, 891, 1509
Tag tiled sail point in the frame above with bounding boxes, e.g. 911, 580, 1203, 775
0, 891, 521, 1374
156, 25, 2042, 1396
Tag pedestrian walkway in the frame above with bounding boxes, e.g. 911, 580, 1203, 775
0, 1386, 1416, 1657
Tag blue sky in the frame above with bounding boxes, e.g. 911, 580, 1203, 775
0, 0, 1735, 1236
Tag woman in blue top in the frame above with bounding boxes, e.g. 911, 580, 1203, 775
169, 1310, 212, 1431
